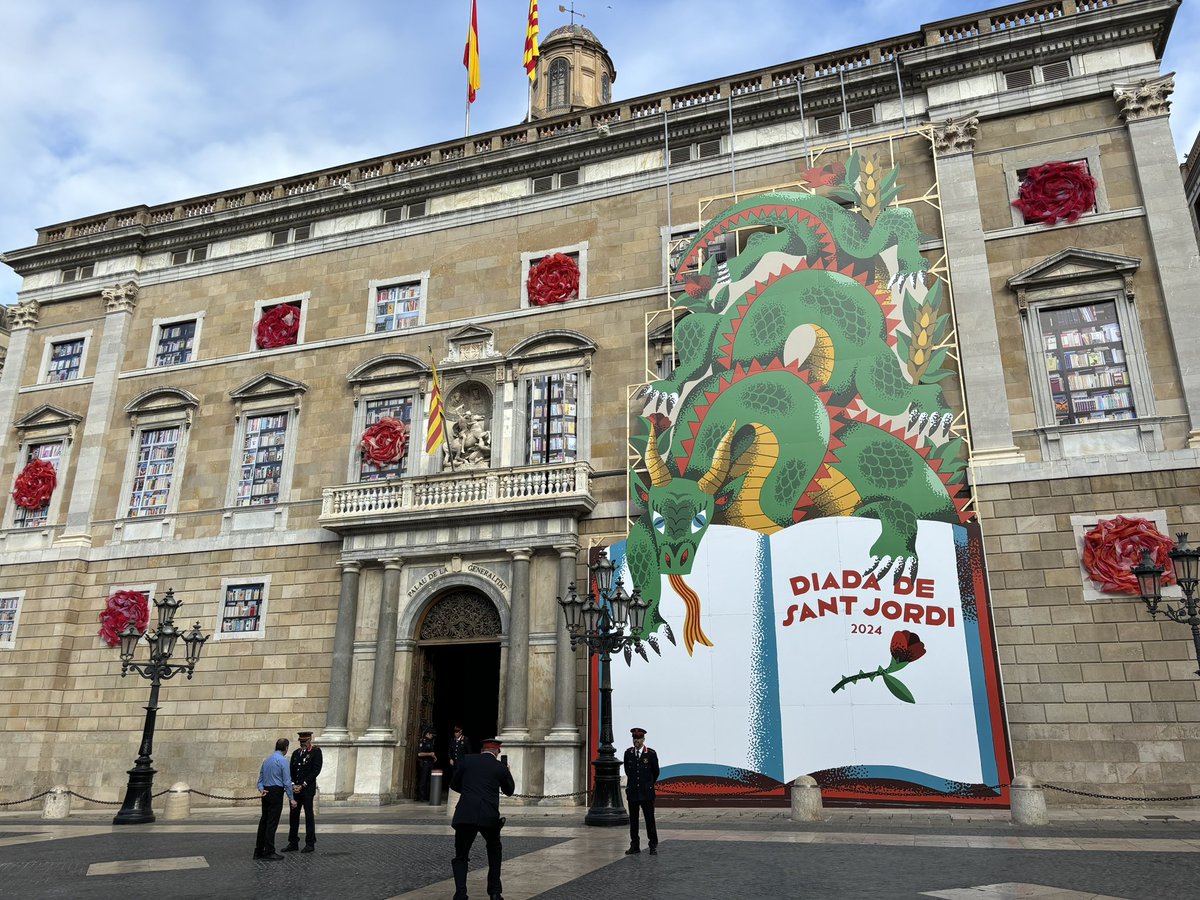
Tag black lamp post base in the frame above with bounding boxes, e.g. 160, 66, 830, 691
585, 757, 629, 827
113, 765, 157, 825
584, 803, 630, 827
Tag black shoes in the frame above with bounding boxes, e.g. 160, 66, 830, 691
281, 845, 299, 852
301, 846, 314, 853
649, 846, 658, 855
625, 847, 640, 855
256, 852, 284, 861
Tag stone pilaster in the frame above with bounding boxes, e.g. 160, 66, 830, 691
319, 560, 361, 800
0, 300, 40, 458
352, 558, 402, 804
499, 548, 533, 797
543, 544, 583, 805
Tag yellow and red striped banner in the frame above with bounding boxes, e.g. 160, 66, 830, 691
523, 0, 540, 82
425, 360, 446, 455
464, 0, 481, 103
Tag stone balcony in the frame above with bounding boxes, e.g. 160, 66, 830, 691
318, 461, 596, 533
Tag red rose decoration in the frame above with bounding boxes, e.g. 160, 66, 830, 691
12, 458, 57, 511
99, 590, 150, 647
889, 630, 926, 664
360, 416, 409, 466
255, 303, 301, 349
1011, 161, 1097, 226
527, 253, 580, 306
1082, 515, 1176, 595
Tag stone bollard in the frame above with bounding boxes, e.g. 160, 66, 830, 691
42, 785, 71, 819
790, 775, 824, 822
1010, 774, 1049, 826
163, 783, 191, 821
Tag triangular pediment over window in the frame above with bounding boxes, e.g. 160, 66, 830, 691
228, 373, 308, 402
13, 403, 82, 437
347, 354, 427, 386
1008, 248, 1140, 290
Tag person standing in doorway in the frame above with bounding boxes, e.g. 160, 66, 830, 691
450, 738, 515, 900
283, 730, 323, 853
254, 738, 296, 860
448, 724, 471, 772
623, 727, 660, 855
416, 727, 437, 802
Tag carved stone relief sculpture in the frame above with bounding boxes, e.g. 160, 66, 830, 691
443, 381, 493, 470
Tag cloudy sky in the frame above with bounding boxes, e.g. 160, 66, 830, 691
2, 0, 1198, 308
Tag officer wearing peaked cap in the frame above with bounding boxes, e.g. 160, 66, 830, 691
623, 727, 659, 855
283, 730, 322, 853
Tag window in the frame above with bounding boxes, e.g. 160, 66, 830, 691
669, 141, 722, 166
816, 114, 843, 135
252, 292, 308, 350
1005, 61, 1071, 91
153, 319, 198, 367
1038, 302, 1134, 425
521, 242, 588, 308
215, 578, 269, 639
548, 58, 570, 108
46, 338, 85, 382
602, 72, 611, 103
14, 442, 62, 528
664, 225, 701, 282
170, 245, 208, 265
359, 395, 414, 480
383, 201, 427, 224
60, 264, 94, 283
236, 413, 288, 506
126, 427, 181, 517
369, 275, 427, 333
526, 372, 578, 464
532, 170, 581, 194
271, 224, 312, 246
1004, 148, 1108, 229
0, 592, 23, 649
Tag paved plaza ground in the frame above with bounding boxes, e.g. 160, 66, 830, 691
2, 802, 1200, 899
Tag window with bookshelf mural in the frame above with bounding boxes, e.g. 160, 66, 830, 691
127, 427, 180, 517
14, 442, 62, 528
359, 395, 414, 481
236, 413, 288, 506
220, 582, 265, 635
1038, 301, 1135, 425
154, 320, 196, 367
47, 338, 84, 382
526, 372, 578, 464
667, 228, 700, 279
0, 593, 21, 646
374, 282, 422, 332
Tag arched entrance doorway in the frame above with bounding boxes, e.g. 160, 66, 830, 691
409, 589, 503, 796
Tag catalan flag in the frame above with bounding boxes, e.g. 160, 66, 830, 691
425, 358, 446, 455
523, 0, 540, 82
464, 0, 481, 103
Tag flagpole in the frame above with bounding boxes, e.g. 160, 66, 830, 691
466, 95, 472, 137
464, 0, 474, 136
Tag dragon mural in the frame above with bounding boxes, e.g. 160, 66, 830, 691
627, 153, 972, 656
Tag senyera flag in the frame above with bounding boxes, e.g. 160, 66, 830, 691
426, 359, 446, 455
524, 0, 540, 81
464, 0, 481, 103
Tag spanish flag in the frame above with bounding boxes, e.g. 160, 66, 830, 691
464, 0, 481, 103
426, 359, 446, 454
523, 0, 540, 82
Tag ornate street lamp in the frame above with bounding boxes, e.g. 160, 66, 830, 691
112, 589, 208, 825
1132, 533, 1200, 677
557, 552, 648, 826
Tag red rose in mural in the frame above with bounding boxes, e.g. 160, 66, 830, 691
1082, 515, 1176, 595
1011, 161, 1097, 226
98, 590, 150, 647
889, 630, 927, 664
255, 303, 301, 349
360, 416, 409, 466
527, 253, 580, 306
800, 160, 846, 188
682, 273, 713, 298
12, 458, 57, 510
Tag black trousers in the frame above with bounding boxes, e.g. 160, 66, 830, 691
287, 786, 316, 847
628, 796, 658, 849
416, 760, 433, 801
255, 787, 285, 855
452, 823, 503, 899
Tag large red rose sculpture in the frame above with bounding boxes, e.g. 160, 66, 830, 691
1011, 161, 1097, 226
255, 303, 301, 349
527, 253, 580, 306
98, 590, 150, 647
360, 416, 409, 466
12, 458, 57, 510
1082, 515, 1176, 595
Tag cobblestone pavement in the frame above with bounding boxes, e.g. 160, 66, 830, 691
1, 805, 1199, 899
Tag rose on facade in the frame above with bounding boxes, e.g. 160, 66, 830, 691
890, 629, 926, 663
98, 590, 150, 647
1082, 515, 1176, 594
832, 629, 926, 703
360, 416, 409, 466
526, 253, 580, 306
255, 303, 301, 349
12, 458, 57, 511
1011, 161, 1097, 226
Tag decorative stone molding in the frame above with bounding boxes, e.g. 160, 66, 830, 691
101, 281, 140, 314
1113, 73, 1174, 122
931, 113, 979, 155
7, 298, 39, 330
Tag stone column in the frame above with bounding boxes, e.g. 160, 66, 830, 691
931, 115, 1024, 465
0, 300, 39, 457
1114, 75, 1200, 447
543, 544, 583, 805
353, 557, 402, 804
59, 282, 140, 546
499, 548, 533, 798
319, 560, 361, 800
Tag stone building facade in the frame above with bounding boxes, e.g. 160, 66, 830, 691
2, 0, 1200, 806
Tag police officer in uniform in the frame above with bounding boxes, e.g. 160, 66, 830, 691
283, 730, 323, 853
450, 737, 515, 900
448, 724, 472, 773
623, 726, 659, 855
416, 727, 437, 802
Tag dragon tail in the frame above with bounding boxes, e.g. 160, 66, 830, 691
669, 574, 713, 656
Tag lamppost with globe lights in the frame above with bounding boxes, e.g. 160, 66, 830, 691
1131, 533, 1200, 677
557, 552, 649, 826
112, 588, 208, 825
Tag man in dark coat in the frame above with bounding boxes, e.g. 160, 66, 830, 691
416, 727, 437, 802
448, 724, 472, 772
623, 726, 660, 855
283, 730, 323, 852
450, 737, 515, 900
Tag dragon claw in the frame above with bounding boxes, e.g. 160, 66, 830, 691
943, 416, 952, 437
635, 642, 649, 663
908, 405, 921, 428
926, 411, 941, 435
623, 646, 633, 667
663, 622, 677, 646
866, 555, 895, 579
648, 635, 661, 656
914, 412, 929, 433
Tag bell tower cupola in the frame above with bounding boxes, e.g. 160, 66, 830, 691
530, 24, 616, 120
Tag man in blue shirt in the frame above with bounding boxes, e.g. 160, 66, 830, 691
254, 738, 297, 860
